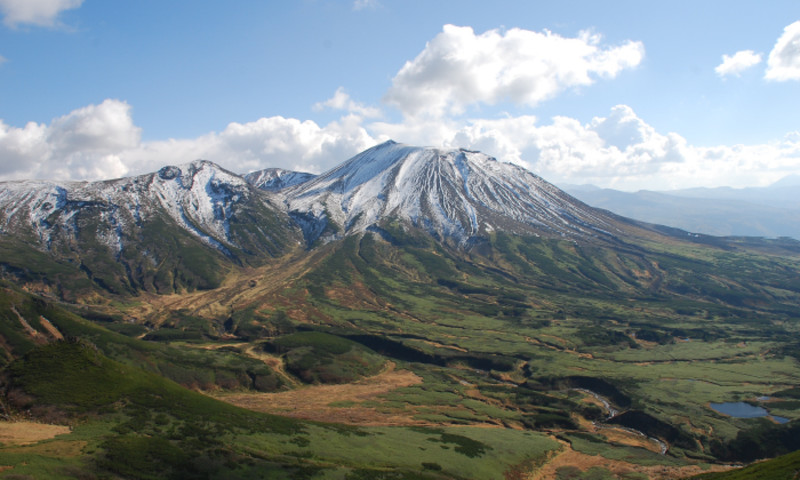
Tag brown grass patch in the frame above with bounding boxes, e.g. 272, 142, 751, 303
529, 440, 731, 480
598, 427, 662, 453
574, 411, 664, 454
0, 421, 70, 446
38, 316, 64, 340
216, 363, 424, 425
325, 281, 385, 311
2, 440, 87, 457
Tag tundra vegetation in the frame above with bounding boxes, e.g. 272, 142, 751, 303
0, 225, 799, 479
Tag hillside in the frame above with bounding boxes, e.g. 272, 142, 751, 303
1, 142, 799, 479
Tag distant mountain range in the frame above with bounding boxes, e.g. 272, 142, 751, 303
563, 178, 800, 239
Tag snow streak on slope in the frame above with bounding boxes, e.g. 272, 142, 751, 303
285, 141, 616, 244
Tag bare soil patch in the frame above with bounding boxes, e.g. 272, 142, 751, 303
216, 363, 424, 425
10, 306, 46, 344
0, 421, 70, 446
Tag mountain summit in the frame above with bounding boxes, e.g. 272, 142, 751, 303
284, 140, 616, 245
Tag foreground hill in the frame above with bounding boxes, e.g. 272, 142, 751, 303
1, 141, 800, 479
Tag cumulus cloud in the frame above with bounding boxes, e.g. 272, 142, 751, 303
369, 105, 800, 190
313, 87, 382, 118
1, 98, 798, 190
766, 20, 800, 81
0, 99, 139, 180
0, 100, 377, 182
182, 113, 376, 175
384, 25, 644, 118
0, 0, 83, 28
47, 100, 141, 155
715, 50, 762, 77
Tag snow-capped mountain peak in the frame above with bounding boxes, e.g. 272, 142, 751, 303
286, 140, 615, 244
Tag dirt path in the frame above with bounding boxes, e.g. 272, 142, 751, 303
242, 345, 302, 388
0, 421, 70, 446
216, 362, 424, 425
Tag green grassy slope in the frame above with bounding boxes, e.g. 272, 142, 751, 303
690, 449, 800, 480
0, 340, 561, 479
2, 218, 800, 478
0, 284, 286, 391
276, 227, 800, 461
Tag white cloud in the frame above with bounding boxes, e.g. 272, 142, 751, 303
190, 113, 377, 175
715, 50, 762, 77
0, 54, 6, 65
47, 100, 141, 155
313, 87, 382, 118
368, 105, 800, 190
383, 25, 644, 118
0, 99, 139, 180
2, 94, 798, 190
766, 20, 800, 81
0, 100, 377, 182
0, 0, 83, 28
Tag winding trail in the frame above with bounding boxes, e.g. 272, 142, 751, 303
242, 345, 302, 388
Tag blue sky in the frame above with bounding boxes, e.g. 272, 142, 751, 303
1, 0, 799, 190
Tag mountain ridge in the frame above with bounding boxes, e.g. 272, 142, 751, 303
0, 159, 300, 296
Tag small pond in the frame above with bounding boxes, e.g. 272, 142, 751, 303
710, 401, 789, 424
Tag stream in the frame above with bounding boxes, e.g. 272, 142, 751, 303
573, 388, 668, 455
574, 388, 618, 419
